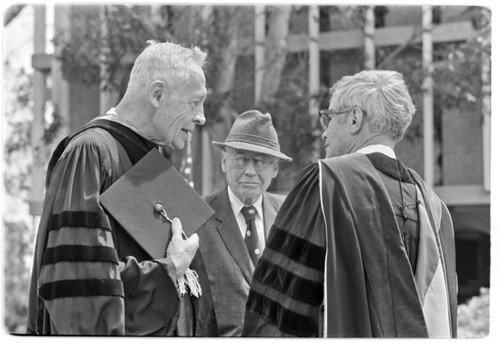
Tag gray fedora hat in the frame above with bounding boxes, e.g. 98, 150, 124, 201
212, 110, 292, 162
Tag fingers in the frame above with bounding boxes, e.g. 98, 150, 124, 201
187, 233, 199, 248
171, 218, 198, 250
171, 217, 183, 239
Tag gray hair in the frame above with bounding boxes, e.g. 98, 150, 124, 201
329, 70, 416, 141
126, 40, 207, 94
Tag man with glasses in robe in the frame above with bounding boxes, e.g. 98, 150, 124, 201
243, 70, 457, 338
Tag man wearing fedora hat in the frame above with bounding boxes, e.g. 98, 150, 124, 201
197, 110, 292, 336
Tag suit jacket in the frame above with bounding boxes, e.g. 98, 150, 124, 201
198, 188, 285, 336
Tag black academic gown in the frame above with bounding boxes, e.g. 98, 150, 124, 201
27, 119, 217, 336
243, 153, 457, 338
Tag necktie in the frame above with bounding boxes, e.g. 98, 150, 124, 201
241, 205, 262, 266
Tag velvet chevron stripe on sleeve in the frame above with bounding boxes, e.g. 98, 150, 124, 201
47, 211, 112, 232
245, 163, 325, 337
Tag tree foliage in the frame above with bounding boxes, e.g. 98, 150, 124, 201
432, 13, 490, 112
3, 65, 33, 196
3, 221, 34, 333
58, 5, 166, 89
457, 288, 489, 338
3, 63, 36, 334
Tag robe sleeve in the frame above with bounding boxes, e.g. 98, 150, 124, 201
243, 163, 326, 337
37, 130, 178, 335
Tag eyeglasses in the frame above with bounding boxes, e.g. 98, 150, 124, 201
226, 150, 276, 170
318, 108, 355, 130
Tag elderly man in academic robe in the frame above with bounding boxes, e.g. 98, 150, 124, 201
243, 70, 457, 338
27, 40, 217, 336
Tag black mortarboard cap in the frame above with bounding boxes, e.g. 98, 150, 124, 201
100, 148, 214, 259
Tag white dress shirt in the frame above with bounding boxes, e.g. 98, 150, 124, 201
227, 186, 266, 244
356, 144, 396, 159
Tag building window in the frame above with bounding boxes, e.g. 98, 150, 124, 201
374, 6, 388, 28
432, 6, 442, 24
455, 230, 490, 303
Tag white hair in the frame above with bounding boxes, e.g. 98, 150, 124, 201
126, 40, 207, 95
329, 70, 416, 141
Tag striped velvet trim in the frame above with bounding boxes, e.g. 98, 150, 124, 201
46, 227, 114, 248
267, 228, 325, 271
47, 211, 111, 232
254, 259, 323, 306
264, 247, 323, 283
39, 279, 124, 300
247, 289, 318, 337
41, 245, 119, 266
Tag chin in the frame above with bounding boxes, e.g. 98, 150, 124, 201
325, 147, 341, 158
174, 142, 186, 150
170, 138, 187, 150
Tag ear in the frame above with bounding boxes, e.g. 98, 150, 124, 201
149, 80, 165, 108
220, 150, 228, 173
272, 165, 278, 178
270, 160, 279, 178
350, 107, 364, 134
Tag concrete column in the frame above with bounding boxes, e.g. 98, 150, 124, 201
308, 5, 321, 160
99, 5, 109, 114
52, 5, 71, 136
480, 8, 491, 191
254, 5, 265, 106
308, 5, 320, 115
30, 5, 47, 216
422, 5, 434, 186
364, 6, 376, 69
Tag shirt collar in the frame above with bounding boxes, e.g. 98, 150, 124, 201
227, 186, 263, 219
356, 144, 396, 159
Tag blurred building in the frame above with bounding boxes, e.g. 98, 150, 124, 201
29, 4, 490, 303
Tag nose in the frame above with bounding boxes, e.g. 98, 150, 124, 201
321, 130, 327, 140
193, 112, 206, 126
244, 160, 257, 175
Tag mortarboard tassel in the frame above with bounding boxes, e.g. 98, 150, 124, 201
177, 268, 202, 298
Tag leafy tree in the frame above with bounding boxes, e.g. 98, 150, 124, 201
457, 288, 489, 338
3, 221, 34, 333
432, 9, 490, 112
3, 66, 33, 197
3, 63, 35, 333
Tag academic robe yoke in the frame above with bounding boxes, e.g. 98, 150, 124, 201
243, 153, 457, 338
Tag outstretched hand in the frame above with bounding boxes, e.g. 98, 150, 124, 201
166, 217, 199, 279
